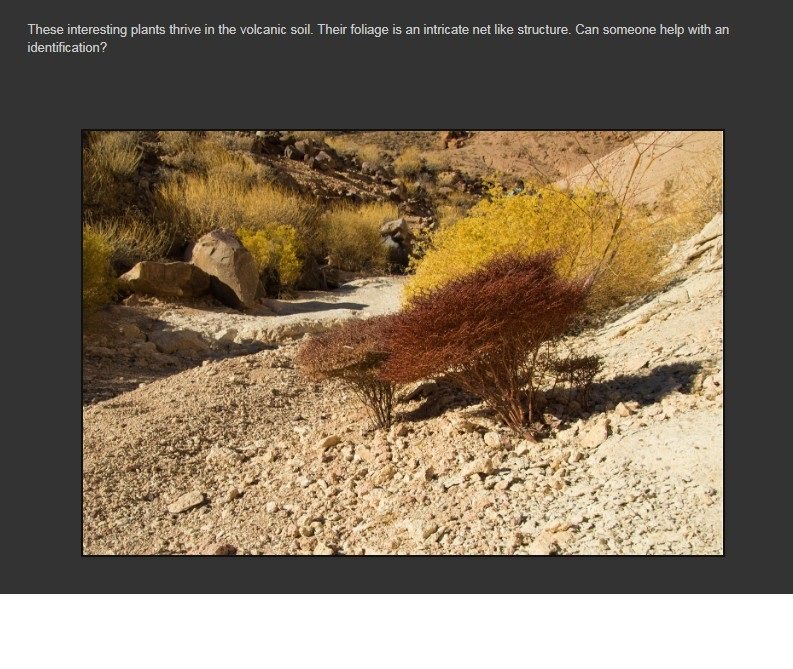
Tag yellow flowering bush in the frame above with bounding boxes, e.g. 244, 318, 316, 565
237, 225, 303, 289
405, 185, 665, 312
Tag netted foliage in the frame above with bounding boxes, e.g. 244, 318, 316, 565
82, 225, 117, 311
237, 225, 303, 291
382, 253, 591, 435
83, 131, 143, 217
296, 316, 398, 428
320, 201, 396, 272
393, 147, 423, 177
405, 184, 663, 313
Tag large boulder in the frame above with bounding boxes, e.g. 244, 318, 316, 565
119, 261, 210, 299
185, 229, 259, 309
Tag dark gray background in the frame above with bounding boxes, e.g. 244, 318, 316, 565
4, 0, 788, 593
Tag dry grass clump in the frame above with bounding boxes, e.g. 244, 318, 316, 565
155, 176, 320, 249
83, 131, 143, 216
382, 253, 590, 435
297, 316, 397, 428
393, 147, 423, 177
83, 212, 171, 271
320, 201, 396, 272
82, 225, 117, 311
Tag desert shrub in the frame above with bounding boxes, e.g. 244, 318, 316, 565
320, 201, 396, 272
155, 175, 320, 249
296, 316, 397, 428
83, 212, 171, 271
356, 144, 385, 167
237, 225, 303, 290
82, 225, 117, 311
83, 131, 143, 216
393, 147, 423, 177
382, 253, 590, 435
158, 130, 198, 154
422, 152, 451, 173
405, 184, 661, 312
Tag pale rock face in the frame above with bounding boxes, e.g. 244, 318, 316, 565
119, 261, 211, 299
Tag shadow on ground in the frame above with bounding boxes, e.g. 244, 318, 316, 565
263, 300, 367, 316
397, 362, 703, 427
82, 313, 275, 406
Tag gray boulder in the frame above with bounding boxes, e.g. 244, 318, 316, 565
119, 261, 210, 299
185, 229, 259, 309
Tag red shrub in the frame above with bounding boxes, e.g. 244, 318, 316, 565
381, 253, 591, 435
296, 315, 397, 428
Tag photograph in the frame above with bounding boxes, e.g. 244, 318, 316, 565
81, 129, 724, 556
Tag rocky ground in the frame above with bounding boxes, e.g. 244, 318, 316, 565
82, 216, 723, 556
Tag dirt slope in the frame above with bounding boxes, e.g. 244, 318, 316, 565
82, 216, 723, 556
558, 130, 723, 205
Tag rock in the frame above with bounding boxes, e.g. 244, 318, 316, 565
223, 487, 240, 503
185, 229, 259, 309
483, 431, 504, 449
615, 401, 640, 417
314, 150, 336, 170
580, 417, 610, 449
167, 491, 206, 514
206, 446, 244, 465
200, 542, 237, 556
382, 236, 409, 268
402, 381, 438, 402
526, 530, 571, 555
451, 418, 479, 433
380, 218, 411, 240
462, 457, 495, 478
148, 329, 209, 355
265, 501, 278, 513
118, 323, 146, 341
421, 466, 435, 482
294, 139, 318, 157
373, 464, 397, 486
314, 543, 335, 556
389, 423, 409, 439
284, 144, 304, 161
515, 442, 530, 457
410, 521, 439, 542
317, 435, 342, 451
119, 261, 211, 300
214, 328, 238, 343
